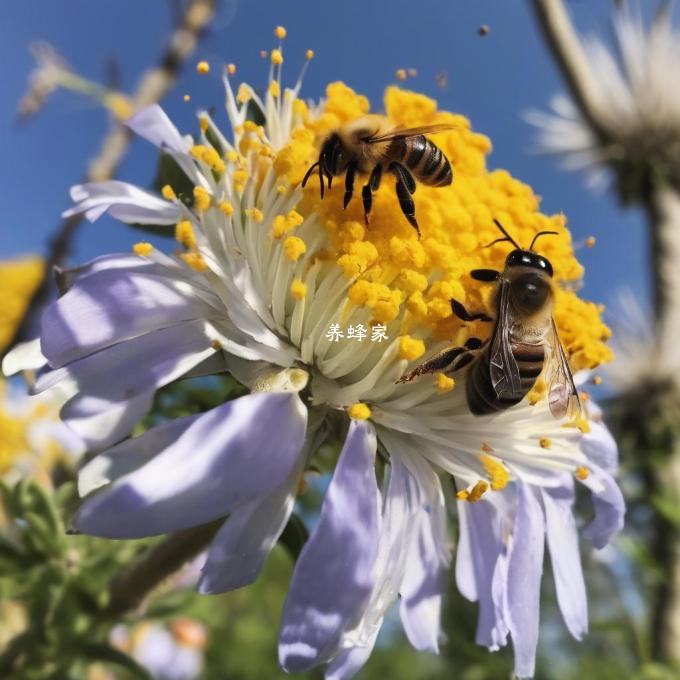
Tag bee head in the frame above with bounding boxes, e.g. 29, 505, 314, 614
505, 249, 553, 277
320, 133, 347, 176
487, 220, 557, 278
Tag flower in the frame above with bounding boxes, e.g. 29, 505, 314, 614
110, 618, 206, 680
527, 7, 680, 197
4, 35, 621, 678
0, 378, 84, 485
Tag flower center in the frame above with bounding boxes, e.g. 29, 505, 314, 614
272, 82, 612, 374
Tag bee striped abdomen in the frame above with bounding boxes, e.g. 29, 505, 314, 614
465, 343, 545, 415
389, 136, 453, 187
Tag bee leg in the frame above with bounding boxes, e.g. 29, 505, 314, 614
343, 162, 357, 209
390, 163, 419, 235
451, 299, 493, 323
397, 346, 466, 383
361, 165, 383, 224
362, 185, 372, 224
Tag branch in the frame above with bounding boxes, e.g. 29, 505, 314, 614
105, 520, 222, 618
2, 0, 217, 360
530, 0, 615, 142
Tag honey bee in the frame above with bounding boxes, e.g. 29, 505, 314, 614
301, 115, 455, 235
399, 219, 581, 419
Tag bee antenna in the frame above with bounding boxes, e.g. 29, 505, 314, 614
529, 230, 559, 250
492, 219, 521, 249
301, 161, 319, 188
484, 237, 512, 249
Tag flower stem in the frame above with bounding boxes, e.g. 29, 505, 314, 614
105, 520, 223, 618
530, 0, 615, 143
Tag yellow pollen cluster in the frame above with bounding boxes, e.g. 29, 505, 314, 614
245, 208, 264, 223
190, 145, 225, 174
290, 279, 307, 300
161, 184, 177, 200
196, 61, 210, 75
347, 403, 371, 420
193, 186, 212, 212
528, 378, 547, 406
237, 83, 252, 104
283, 237, 306, 261
233, 170, 249, 192
175, 221, 197, 249
133, 242, 153, 257
586, 236, 596, 248
104, 93, 134, 121
305, 49, 315, 60
219, 201, 234, 217
273, 210, 304, 238
180, 252, 209, 272
271, 49, 283, 65
398, 335, 425, 361
436, 373, 455, 392
539, 437, 552, 449
457, 480, 488, 503
272, 82, 611, 377
575, 466, 590, 480
275, 25, 287, 39
269, 81, 281, 98
227, 63, 236, 75
480, 453, 510, 490
0, 257, 44, 353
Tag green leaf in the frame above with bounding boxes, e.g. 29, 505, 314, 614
30, 481, 66, 536
23, 511, 63, 556
79, 643, 153, 680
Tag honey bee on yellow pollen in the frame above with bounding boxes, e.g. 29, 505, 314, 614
399, 220, 582, 420
301, 115, 455, 235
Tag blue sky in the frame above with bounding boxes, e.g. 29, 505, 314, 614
0, 0, 659, 323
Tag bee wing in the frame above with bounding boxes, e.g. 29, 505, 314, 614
545, 317, 582, 419
362, 123, 456, 144
489, 280, 523, 400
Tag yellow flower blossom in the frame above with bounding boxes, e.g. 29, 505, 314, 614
0, 257, 44, 353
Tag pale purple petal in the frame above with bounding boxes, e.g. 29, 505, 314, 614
325, 629, 379, 680
542, 484, 588, 640
36, 321, 215, 401
63, 181, 182, 224
278, 421, 380, 673
456, 497, 510, 649
580, 466, 625, 548
78, 413, 202, 497
198, 457, 302, 593
399, 458, 449, 653
42, 268, 216, 367
507, 482, 545, 679
61, 390, 155, 451
581, 413, 618, 474
73, 392, 307, 538
125, 105, 201, 186
126, 105, 190, 154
